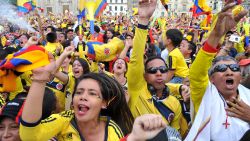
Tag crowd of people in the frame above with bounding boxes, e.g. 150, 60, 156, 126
0, 0, 250, 140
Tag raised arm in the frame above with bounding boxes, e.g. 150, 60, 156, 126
127, 0, 157, 92
21, 53, 56, 123
53, 45, 75, 84
119, 38, 132, 59
190, 0, 248, 113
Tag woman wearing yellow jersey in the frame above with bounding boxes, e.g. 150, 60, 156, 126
112, 58, 129, 102
20, 54, 134, 141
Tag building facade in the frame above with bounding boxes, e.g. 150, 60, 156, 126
167, 0, 225, 15
36, 0, 129, 16
36, 0, 79, 15
106, 0, 128, 15
168, 0, 193, 15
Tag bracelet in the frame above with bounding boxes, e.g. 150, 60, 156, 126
202, 41, 219, 53
31, 78, 48, 83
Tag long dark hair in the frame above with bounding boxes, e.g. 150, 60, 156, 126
73, 58, 90, 74
73, 73, 134, 135
103, 28, 115, 43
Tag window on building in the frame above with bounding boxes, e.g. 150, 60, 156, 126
182, 4, 187, 11
115, 6, 117, 11
115, 0, 117, 3
46, 7, 52, 15
121, 0, 123, 3
120, 6, 123, 11
109, 6, 112, 11
63, 5, 69, 13
110, 0, 112, 3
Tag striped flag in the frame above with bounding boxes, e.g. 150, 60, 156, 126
17, 0, 36, 15
192, 0, 211, 17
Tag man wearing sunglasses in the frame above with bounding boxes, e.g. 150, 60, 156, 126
186, 1, 250, 140
127, 0, 189, 137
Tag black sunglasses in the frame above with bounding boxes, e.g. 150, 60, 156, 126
210, 64, 240, 75
146, 66, 168, 74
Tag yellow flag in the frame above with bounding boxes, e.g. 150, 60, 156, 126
85, 0, 96, 21
198, 0, 212, 12
78, 0, 85, 11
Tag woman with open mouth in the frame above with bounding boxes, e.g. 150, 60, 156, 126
112, 58, 129, 103
45, 47, 91, 112
19, 58, 134, 141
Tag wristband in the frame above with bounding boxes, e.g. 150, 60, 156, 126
202, 41, 219, 53
31, 78, 48, 83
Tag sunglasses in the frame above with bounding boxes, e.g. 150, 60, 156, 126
210, 64, 240, 75
146, 66, 168, 74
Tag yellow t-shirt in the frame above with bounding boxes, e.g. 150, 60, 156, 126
45, 42, 63, 58
243, 23, 250, 36
20, 110, 124, 141
234, 36, 245, 53
61, 23, 68, 29
167, 48, 189, 78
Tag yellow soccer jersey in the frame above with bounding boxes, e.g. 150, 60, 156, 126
9, 76, 24, 100
127, 28, 182, 131
45, 42, 63, 58
65, 73, 76, 110
20, 71, 32, 87
167, 48, 189, 78
190, 48, 216, 114
46, 77, 70, 112
20, 110, 124, 141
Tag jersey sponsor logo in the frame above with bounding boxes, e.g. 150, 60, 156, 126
56, 83, 63, 90
41, 117, 57, 124
168, 113, 175, 123
59, 110, 73, 118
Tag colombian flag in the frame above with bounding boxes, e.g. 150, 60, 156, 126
78, 0, 107, 19
94, 0, 108, 18
17, 0, 36, 15
192, 0, 211, 17
86, 37, 124, 62
78, 0, 108, 34
0, 45, 49, 92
